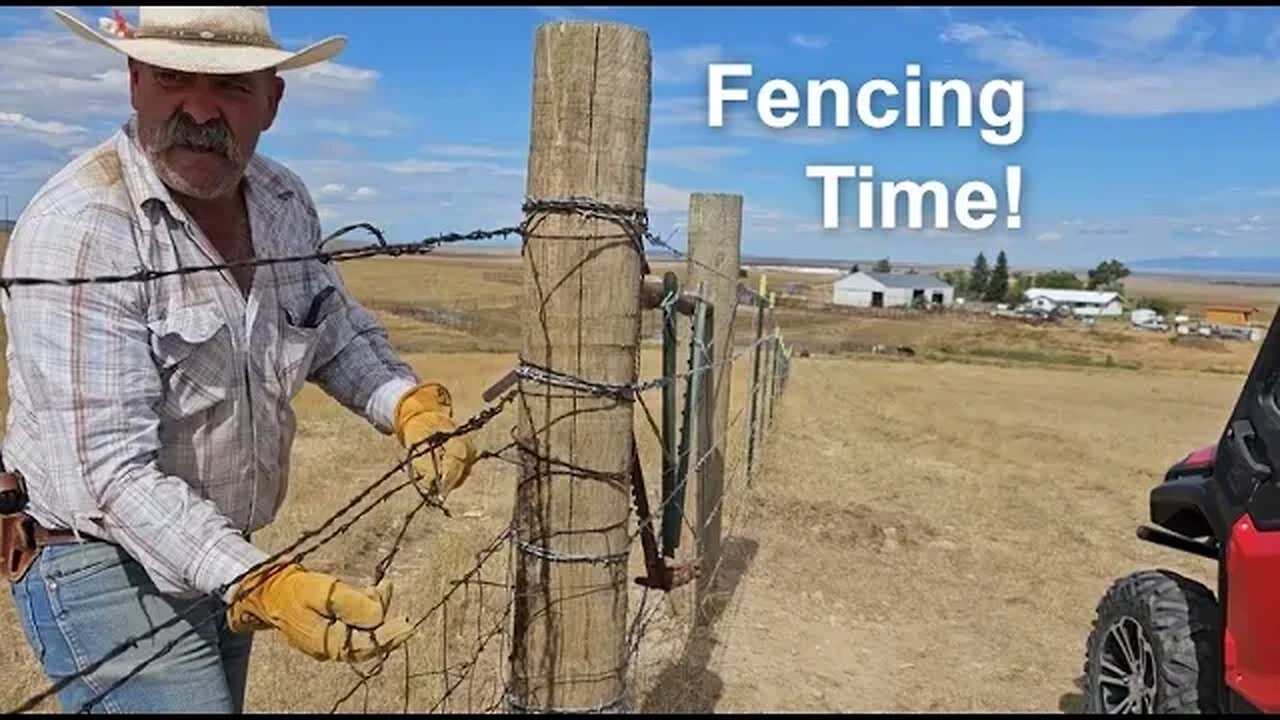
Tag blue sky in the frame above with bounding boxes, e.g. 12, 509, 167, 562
4, 6, 1280, 270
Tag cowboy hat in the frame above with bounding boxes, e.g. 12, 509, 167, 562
53, 7, 346, 75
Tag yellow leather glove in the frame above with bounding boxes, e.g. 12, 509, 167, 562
225, 562, 413, 662
393, 382, 476, 501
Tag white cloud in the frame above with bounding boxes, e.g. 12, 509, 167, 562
421, 143, 525, 160
309, 118, 394, 138
1036, 231, 1062, 242
653, 44, 722, 85
381, 159, 523, 177
0, 111, 87, 139
645, 181, 692, 214
280, 155, 532, 237
653, 95, 711, 126
651, 94, 852, 144
726, 121, 852, 146
1083, 7, 1195, 49
284, 62, 380, 103
939, 10, 1280, 116
640, 180, 797, 241
314, 139, 361, 158
789, 33, 830, 50
650, 145, 747, 172
1055, 211, 1277, 244
0, 20, 379, 120
310, 182, 380, 203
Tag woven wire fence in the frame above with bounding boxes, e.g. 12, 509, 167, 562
3, 196, 792, 715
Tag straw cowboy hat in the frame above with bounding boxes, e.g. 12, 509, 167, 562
53, 6, 346, 75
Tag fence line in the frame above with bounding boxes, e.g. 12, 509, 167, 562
2, 20, 795, 715
3, 199, 792, 714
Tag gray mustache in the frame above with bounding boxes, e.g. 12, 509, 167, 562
157, 114, 239, 161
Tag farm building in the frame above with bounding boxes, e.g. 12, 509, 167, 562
1023, 288, 1124, 317
1204, 305, 1259, 326
831, 271, 954, 308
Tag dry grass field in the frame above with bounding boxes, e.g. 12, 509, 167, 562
0, 246, 1272, 712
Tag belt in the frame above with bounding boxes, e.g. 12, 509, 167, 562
3, 513, 104, 584
30, 521, 86, 546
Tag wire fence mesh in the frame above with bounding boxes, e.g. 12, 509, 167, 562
2, 196, 791, 715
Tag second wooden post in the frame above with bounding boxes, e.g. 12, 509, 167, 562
685, 192, 742, 621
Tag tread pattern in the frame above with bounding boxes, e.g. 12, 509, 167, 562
1083, 569, 1220, 713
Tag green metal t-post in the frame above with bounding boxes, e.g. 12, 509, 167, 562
768, 328, 782, 426
660, 272, 680, 557
669, 284, 709, 558
746, 275, 767, 482
763, 292, 778, 429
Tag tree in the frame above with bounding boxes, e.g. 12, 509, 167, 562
1034, 269, 1085, 290
1006, 271, 1033, 305
849, 263, 861, 274
1088, 259, 1130, 292
1134, 296, 1180, 317
940, 268, 969, 297
969, 252, 989, 301
984, 250, 1010, 302
873, 258, 891, 272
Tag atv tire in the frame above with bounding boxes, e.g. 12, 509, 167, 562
1083, 569, 1220, 713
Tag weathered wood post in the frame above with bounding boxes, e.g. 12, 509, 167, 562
685, 192, 742, 620
509, 20, 651, 714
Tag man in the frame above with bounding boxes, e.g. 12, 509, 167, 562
0, 7, 476, 714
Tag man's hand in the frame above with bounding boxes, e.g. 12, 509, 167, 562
393, 382, 476, 501
225, 562, 413, 662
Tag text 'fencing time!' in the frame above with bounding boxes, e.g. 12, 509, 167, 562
707, 63, 1027, 233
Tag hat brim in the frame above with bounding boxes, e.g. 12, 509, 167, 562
53, 9, 346, 75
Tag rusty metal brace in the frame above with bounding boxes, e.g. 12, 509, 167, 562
629, 435, 699, 592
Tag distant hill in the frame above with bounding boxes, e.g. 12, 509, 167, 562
1128, 256, 1280, 278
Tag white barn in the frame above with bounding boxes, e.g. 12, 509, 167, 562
832, 271, 954, 308
1023, 288, 1123, 317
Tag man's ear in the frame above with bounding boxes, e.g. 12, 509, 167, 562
128, 58, 142, 111
263, 74, 285, 131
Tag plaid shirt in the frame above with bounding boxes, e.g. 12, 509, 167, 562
2, 117, 419, 598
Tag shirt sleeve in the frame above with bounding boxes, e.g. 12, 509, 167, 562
294, 194, 421, 435
3, 207, 269, 597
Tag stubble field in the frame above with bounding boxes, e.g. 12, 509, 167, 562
0, 249, 1268, 712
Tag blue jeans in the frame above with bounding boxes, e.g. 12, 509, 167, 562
9, 540, 254, 714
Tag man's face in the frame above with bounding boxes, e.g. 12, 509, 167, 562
129, 60, 285, 200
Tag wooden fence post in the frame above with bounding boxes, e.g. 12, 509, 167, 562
685, 192, 742, 621
509, 20, 651, 714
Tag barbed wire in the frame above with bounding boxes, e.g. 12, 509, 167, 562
3, 192, 793, 715
643, 231, 770, 307
5, 390, 520, 715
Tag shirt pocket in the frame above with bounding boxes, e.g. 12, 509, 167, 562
276, 313, 331, 399
275, 284, 359, 398
148, 303, 235, 418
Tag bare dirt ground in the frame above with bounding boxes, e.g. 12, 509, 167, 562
0, 251, 1262, 713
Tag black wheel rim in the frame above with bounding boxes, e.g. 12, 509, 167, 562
1096, 617, 1158, 713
